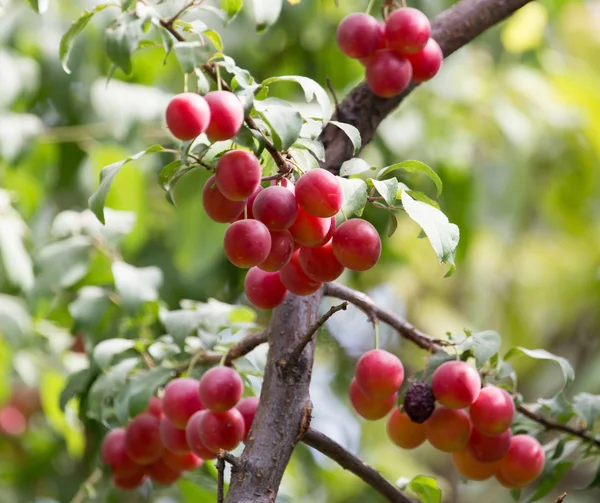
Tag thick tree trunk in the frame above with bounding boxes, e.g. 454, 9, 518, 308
224, 292, 322, 503
225, 1, 533, 501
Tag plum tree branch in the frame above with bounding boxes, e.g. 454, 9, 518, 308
176, 330, 267, 375
323, 282, 440, 352
325, 282, 600, 450
517, 405, 600, 449
302, 429, 415, 503
320, 0, 534, 172
283, 302, 348, 368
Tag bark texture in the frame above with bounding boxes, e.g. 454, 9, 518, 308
225, 1, 533, 501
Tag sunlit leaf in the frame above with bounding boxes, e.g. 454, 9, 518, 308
572, 392, 600, 427
505, 347, 575, 393
112, 261, 163, 313
89, 145, 164, 224
401, 191, 459, 276
378, 160, 442, 197
339, 158, 372, 177
329, 120, 361, 154
260, 75, 332, 122
250, 0, 282, 31
338, 178, 368, 218
255, 98, 303, 151
407, 475, 441, 503
60, 4, 116, 74
93, 338, 137, 369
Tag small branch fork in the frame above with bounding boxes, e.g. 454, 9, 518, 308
176, 330, 267, 375
324, 282, 600, 450
217, 450, 242, 503
301, 429, 415, 503
282, 302, 348, 368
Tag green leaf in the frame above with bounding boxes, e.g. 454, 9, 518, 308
401, 191, 460, 276
89, 145, 164, 224
251, 0, 282, 31
260, 75, 332, 122
179, 479, 215, 501
329, 121, 361, 154
93, 339, 137, 369
408, 475, 441, 503
221, 0, 243, 20
0, 208, 34, 291
422, 351, 455, 381
60, 5, 115, 73
0, 295, 32, 344
87, 358, 139, 422
371, 178, 398, 206
203, 30, 223, 52
377, 160, 442, 197
293, 138, 325, 162
59, 368, 97, 411
470, 330, 502, 367
40, 370, 85, 456
338, 178, 368, 218
572, 392, 600, 427
406, 190, 441, 210
526, 460, 572, 502
388, 213, 398, 237
105, 19, 143, 74
255, 98, 303, 151
160, 309, 203, 346
26, 0, 49, 13
36, 236, 93, 289
112, 261, 163, 313
174, 41, 209, 73
339, 158, 372, 177
114, 367, 172, 421
69, 286, 111, 329
504, 347, 575, 393
159, 160, 184, 190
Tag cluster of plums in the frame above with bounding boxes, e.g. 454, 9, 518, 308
337, 8, 443, 97
100, 366, 258, 490
165, 92, 383, 310
348, 351, 545, 489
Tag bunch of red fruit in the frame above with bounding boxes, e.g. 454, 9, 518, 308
165, 91, 383, 310
336, 7, 443, 98
347, 352, 545, 489
100, 366, 258, 490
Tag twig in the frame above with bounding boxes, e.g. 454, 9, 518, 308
217, 456, 225, 503
325, 77, 340, 116
70, 468, 102, 503
302, 429, 415, 503
517, 405, 600, 449
283, 302, 348, 367
324, 282, 440, 352
217, 449, 242, 503
325, 282, 600, 449
554, 493, 567, 503
175, 330, 267, 375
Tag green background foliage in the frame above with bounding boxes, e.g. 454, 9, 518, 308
0, 0, 598, 502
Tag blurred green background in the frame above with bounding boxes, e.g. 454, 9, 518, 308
0, 0, 598, 502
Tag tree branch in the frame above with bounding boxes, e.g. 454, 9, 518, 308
319, 0, 534, 172
554, 492, 567, 503
302, 429, 414, 503
517, 405, 600, 449
323, 282, 440, 352
224, 292, 323, 503
282, 302, 348, 368
325, 282, 600, 450
176, 330, 267, 375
